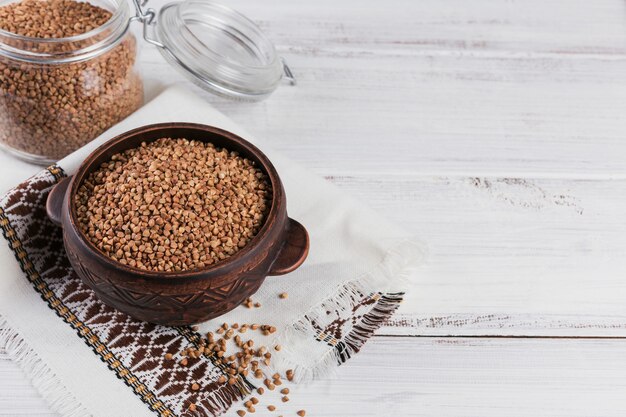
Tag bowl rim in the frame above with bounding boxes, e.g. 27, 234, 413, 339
66, 122, 284, 279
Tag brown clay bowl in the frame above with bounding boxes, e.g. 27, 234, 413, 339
46, 123, 309, 325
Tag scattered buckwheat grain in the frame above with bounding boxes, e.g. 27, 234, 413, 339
174, 321, 310, 416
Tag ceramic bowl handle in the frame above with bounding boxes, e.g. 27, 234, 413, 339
47, 176, 72, 227
269, 218, 309, 276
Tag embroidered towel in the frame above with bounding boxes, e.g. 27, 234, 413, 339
0, 86, 424, 417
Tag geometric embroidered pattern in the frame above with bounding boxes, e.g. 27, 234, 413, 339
0, 166, 246, 417
0, 165, 404, 417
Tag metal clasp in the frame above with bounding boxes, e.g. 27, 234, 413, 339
281, 58, 297, 86
130, 0, 165, 48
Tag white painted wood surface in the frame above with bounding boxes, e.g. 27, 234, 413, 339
2, 0, 626, 415
4, 337, 626, 416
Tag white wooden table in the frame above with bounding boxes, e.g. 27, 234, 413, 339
3, 0, 626, 415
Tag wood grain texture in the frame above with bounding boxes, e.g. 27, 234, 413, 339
4, 336, 626, 417
287, 336, 626, 417
138, 0, 626, 178
331, 175, 626, 335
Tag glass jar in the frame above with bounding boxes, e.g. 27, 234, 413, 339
0, 0, 144, 164
0, 0, 294, 164
153, 0, 295, 101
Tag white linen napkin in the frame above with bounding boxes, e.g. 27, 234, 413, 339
0, 86, 424, 417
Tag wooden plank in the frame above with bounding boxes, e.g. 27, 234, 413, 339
384, 314, 626, 337
292, 336, 626, 417
136, 7, 626, 177
161, 0, 626, 56
326, 174, 626, 335
4, 336, 626, 417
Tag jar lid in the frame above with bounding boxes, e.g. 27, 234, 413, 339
137, 0, 295, 101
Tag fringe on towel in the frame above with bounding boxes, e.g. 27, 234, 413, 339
180, 381, 245, 417
338, 292, 405, 362
273, 240, 425, 382
0, 314, 91, 417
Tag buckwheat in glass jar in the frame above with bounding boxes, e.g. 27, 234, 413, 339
0, 0, 143, 163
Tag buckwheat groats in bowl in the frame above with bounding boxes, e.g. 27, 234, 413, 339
0, 0, 143, 163
74, 138, 271, 272
46, 123, 308, 324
